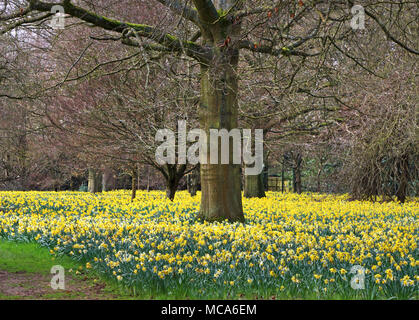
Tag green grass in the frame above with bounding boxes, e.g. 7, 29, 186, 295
0, 240, 82, 274
0, 240, 135, 300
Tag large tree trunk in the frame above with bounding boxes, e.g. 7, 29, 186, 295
88, 168, 101, 193
195, 0, 244, 222
197, 55, 244, 222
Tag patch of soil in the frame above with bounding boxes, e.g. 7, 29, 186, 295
0, 270, 118, 300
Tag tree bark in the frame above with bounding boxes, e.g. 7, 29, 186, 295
244, 168, 266, 198
197, 54, 244, 222
102, 168, 115, 192
194, 0, 244, 222
295, 167, 302, 194
244, 142, 267, 198
281, 159, 285, 193
187, 165, 200, 196
293, 153, 303, 194
88, 168, 101, 193
131, 166, 137, 202
396, 154, 409, 203
316, 168, 322, 193
161, 164, 186, 201
166, 180, 178, 201
263, 153, 269, 191
146, 166, 150, 192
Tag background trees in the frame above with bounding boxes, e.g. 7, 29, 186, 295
338, 49, 418, 203
0, 1, 417, 210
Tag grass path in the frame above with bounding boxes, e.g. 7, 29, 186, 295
0, 240, 133, 300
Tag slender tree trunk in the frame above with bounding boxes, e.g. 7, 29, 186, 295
146, 166, 150, 192
263, 152, 269, 191
316, 168, 322, 193
17, 107, 28, 190
137, 164, 140, 192
396, 154, 409, 203
293, 153, 302, 194
131, 166, 137, 202
187, 165, 200, 197
281, 159, 285, 193
295, 168, 302, 194
4, 153, 10, 178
